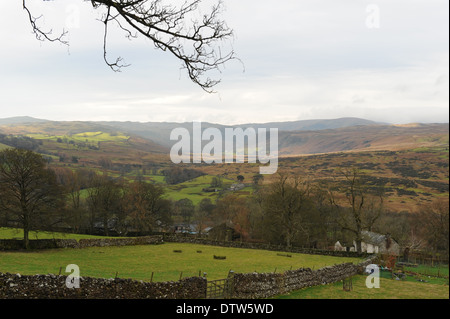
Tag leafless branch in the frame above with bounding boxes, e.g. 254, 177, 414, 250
23, 0, 69, 45
23, 0, 237, 93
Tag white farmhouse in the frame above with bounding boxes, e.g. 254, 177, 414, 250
335, 231, 400, 255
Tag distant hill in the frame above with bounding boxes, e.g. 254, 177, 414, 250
0, 116, 49, 125
0, 116, 447, 213
95, 117, 382, 148
278, 123, 449, 155
238, 117, 382, 131
0, 116, 448, 157
0, 118, 170, 167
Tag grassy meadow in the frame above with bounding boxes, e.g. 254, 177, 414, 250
0, 241, 362, 282
163, 175, 254, 205
1, 228, 448, 298
275, 273, 449, 299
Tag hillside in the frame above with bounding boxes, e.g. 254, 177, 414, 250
0, 116, 447, 213
0, 116, 49, 125
92, 120, 449, 156
0, 120, 170, 168
1, 117, 447, 157
278, 123, 449, 155
95, 117, 381, 148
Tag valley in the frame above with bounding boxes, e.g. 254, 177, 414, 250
0, 117, 448, 213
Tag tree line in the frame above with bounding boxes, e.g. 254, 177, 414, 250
0, 148, 448, 259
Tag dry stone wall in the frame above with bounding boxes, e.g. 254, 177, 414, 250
0, 272, 206, 299
231, 257, 377, 299
0, 236, 163, 251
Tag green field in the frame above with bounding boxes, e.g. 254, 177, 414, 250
163, 175, 254, 205
27, 131, 129, 145
0, 227, 109, 240
276, 274, 449, 299
0, 241, 362, 282
74, 174, 254, 204
404, 264, 449, 278
1, 228, 448, 298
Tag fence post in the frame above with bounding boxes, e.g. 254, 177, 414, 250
226, 270, 235, 299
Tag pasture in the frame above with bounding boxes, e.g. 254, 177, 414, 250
0, 227, 109, 240
276, 274, 449, 299
0, 241, 362, 282
163, 175, 254, 205
1, 229, 448, 299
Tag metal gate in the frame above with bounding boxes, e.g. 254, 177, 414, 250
206, 272, 234, 299
206, 278, 228, 299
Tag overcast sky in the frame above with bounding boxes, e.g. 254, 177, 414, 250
0, 0, 448, 125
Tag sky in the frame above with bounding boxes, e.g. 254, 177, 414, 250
0, 0, 448, 125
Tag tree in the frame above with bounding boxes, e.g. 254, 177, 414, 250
210, 176, 223, 188
194, 197, 215, 236
376, 211, 425, 258
85, 173, 124, 235
420, 200, 449, 257
124, 180, 172, 233
53, 167, 85, 233
174, 198, 195, 223
262, 174, 312, 248
252, 173, 264, 186
0, 149, 64, 249
98, 157, 113, 169
162, 166, 205, 184
329, 169, 385, 253
22, 0, 236, 92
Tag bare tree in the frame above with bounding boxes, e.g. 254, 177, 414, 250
0, 149, 64, 249
85, 173, 124, 236
329, 168, 385, 253
124, 180, 172, 234
22, 0, 236, 92
262, 174, 312, 248
420, 200, 449, 257
194, 197, 215, 236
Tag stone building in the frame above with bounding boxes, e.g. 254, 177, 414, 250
335, 231, 400, 255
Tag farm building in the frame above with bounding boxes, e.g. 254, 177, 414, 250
335, 231, 400, 255
173, 223, 198, 235
207, 223, 241, 241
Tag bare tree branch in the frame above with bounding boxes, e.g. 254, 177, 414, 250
23, 0, 69, 45
23, 0, 237, 93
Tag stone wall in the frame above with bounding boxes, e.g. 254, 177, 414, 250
0, 239, 75, 250
0, 272, 206, 299
231, 256, 377, 299
163, 235, 370, 258
77, 236, 164, 248
0, 257, 375, 299
0, 236, 163, 251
